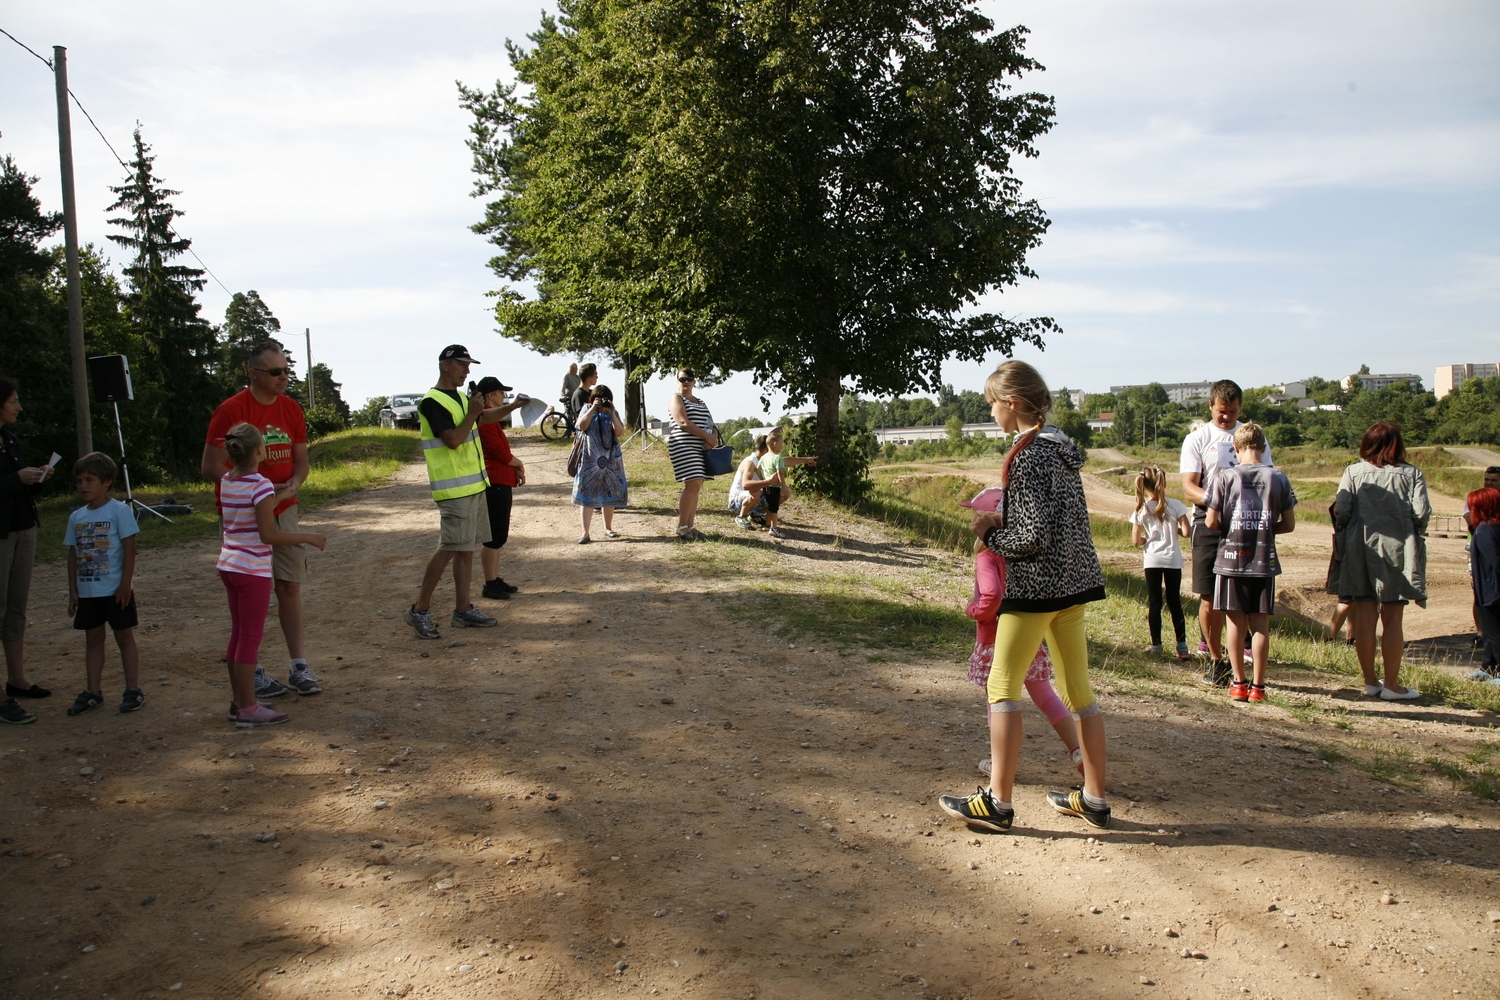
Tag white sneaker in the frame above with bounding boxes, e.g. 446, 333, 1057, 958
1487, 676, 1500, 687
1379, 685, 1421, 701
1467, 668, 1493, 681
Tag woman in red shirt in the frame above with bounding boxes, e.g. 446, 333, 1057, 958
476, 377, 527, 600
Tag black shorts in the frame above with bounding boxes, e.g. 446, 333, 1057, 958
763, 486, 783, 513
73, 594, 138, 632
482, 484, 513, 550
1212, 576, 1275, 615
1190, 516, 1220, 598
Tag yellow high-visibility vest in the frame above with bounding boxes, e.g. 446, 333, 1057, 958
417, 388, 488, 500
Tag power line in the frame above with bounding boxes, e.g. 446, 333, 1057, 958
0, 26, 51, 68
3, 25, 234, 297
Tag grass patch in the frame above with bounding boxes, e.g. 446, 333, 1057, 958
1315, 745, 1346, 764
1424, 754, 1500, 800
725, 574, 972, 658
35, 428, 420, 561
1352, 742, 1421, 787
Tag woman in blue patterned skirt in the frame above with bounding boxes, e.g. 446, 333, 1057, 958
573, 385, 628, 544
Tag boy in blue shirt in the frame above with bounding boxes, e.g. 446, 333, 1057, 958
63, 453, 144, 714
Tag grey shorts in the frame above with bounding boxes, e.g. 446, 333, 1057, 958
437, 490, 490, 552
272, 504, 307, 584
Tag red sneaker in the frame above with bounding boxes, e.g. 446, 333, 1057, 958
1230, 680, 1250, 702
1248, 684, 1267, 703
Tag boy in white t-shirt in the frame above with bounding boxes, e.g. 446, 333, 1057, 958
1129, 466, 1191, 658
1178, 380, 1272, 687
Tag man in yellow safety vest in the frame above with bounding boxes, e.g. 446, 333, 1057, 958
405, 345, 515, 640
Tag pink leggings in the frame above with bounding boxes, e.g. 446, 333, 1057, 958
970, 548, 1071, 726
220, 570, 273, 665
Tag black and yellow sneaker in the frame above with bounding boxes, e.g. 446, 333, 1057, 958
1046, 788, 1111, 829
938, 786, 1014, 833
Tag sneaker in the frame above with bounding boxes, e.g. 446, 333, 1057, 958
254, 666, 291, 699
288, 666, 322, 696
1146, 644, 1163, 656
1200, 658, 1232, 687
938, 786, 1014, 833
451, 605, 498, 628
1247, 683, 1267, 703
976, 758, 991, 776
0, 698, 36, 725
494, 578, 520, 594
1230, 680, 1250, 702
406, 605, 441, 640
227, 702, 240, 720
1046, 788, 1111, 829
1174, 642, 1192, 661
734, 516, 750, 529
768, 527, 787, 539
118, 688, 145, 713
1467, 667, 1496, 681
234, 703, 290, 728
1070, 747, 1085, 775
1196, 640, 1209, 655
749, 510, 768, 528
66, 690, 104, 716
480, 579, 512, 601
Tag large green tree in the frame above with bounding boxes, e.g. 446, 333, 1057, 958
107, 130, 221, 479
462, 0, 1058, 461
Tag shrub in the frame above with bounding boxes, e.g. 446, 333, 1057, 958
306, 404, 350, 439
787, 418, 876, 506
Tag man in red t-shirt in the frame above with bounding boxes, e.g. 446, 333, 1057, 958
201, 342, 317, 699
474, 376, 528, 599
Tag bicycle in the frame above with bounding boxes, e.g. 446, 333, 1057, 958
539, 401, 577, 441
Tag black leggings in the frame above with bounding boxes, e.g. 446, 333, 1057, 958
1145, 567, 1187, 646
482, 484, 512, 550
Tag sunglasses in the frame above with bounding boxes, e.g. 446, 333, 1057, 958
250, 367, 289, 377
678, 376, 695, 383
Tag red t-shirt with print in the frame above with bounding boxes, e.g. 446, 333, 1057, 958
205, 389, 308, 515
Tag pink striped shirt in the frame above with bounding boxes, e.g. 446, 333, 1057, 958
217, 473, 276, 577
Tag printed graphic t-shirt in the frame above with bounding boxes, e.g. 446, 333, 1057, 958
1204, 464, 1297, 577
217, 473, 276, 577
63, 499, 141, 598
1178, 421, 1272, 513
206, 389, 307, 515
1128, 497, 1189, 570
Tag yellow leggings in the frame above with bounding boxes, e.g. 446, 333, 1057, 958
985, 604, 1095, 712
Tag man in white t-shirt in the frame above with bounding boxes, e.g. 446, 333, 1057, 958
1179, 380, 1272, 686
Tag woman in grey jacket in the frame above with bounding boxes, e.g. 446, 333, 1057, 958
940, 361, 1109, 834
1329, 421, 1428, 700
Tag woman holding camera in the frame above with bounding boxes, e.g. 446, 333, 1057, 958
0, 379, 55, 725
573, 384, 628, 543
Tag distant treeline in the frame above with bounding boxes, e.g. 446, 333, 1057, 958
0, 139, 350, 494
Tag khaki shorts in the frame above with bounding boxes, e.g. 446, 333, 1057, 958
438, 491, 490, 552
272, 504, 307, 584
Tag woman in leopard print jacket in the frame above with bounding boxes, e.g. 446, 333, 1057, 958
939, 361, 1111, 836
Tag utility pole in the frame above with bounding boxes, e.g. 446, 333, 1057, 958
304, 328, 314, 410
54, 46, 91, 456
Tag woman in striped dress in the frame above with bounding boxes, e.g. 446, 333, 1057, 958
667, 368, 718, 541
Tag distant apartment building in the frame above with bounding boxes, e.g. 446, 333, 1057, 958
1052, 387, 1088, 410
1341, 373, 1424, 393
1087, 412, 1116, 432
1108, 381, 1213, 405
1434, 363, 1500, 400
870, 423, 1007, 445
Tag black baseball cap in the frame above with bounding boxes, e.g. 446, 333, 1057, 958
438, 344, 480, 363
474, 376, 512, 394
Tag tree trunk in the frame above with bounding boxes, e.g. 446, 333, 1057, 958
815, 370, 841, 464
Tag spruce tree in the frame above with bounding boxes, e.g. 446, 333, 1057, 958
107, 129, 220, 479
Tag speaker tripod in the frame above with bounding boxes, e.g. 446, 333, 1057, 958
110, 402, 172, 523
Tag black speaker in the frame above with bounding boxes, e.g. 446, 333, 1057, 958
88, 355, 134, 403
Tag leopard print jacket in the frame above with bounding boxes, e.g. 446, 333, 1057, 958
983, 428, 1105, 611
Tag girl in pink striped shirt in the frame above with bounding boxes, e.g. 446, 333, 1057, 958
219, 424, 325, 727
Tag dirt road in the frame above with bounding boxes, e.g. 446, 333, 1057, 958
3, 437, 1498, 999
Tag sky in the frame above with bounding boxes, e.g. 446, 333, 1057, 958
2, 1, 1497, 423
